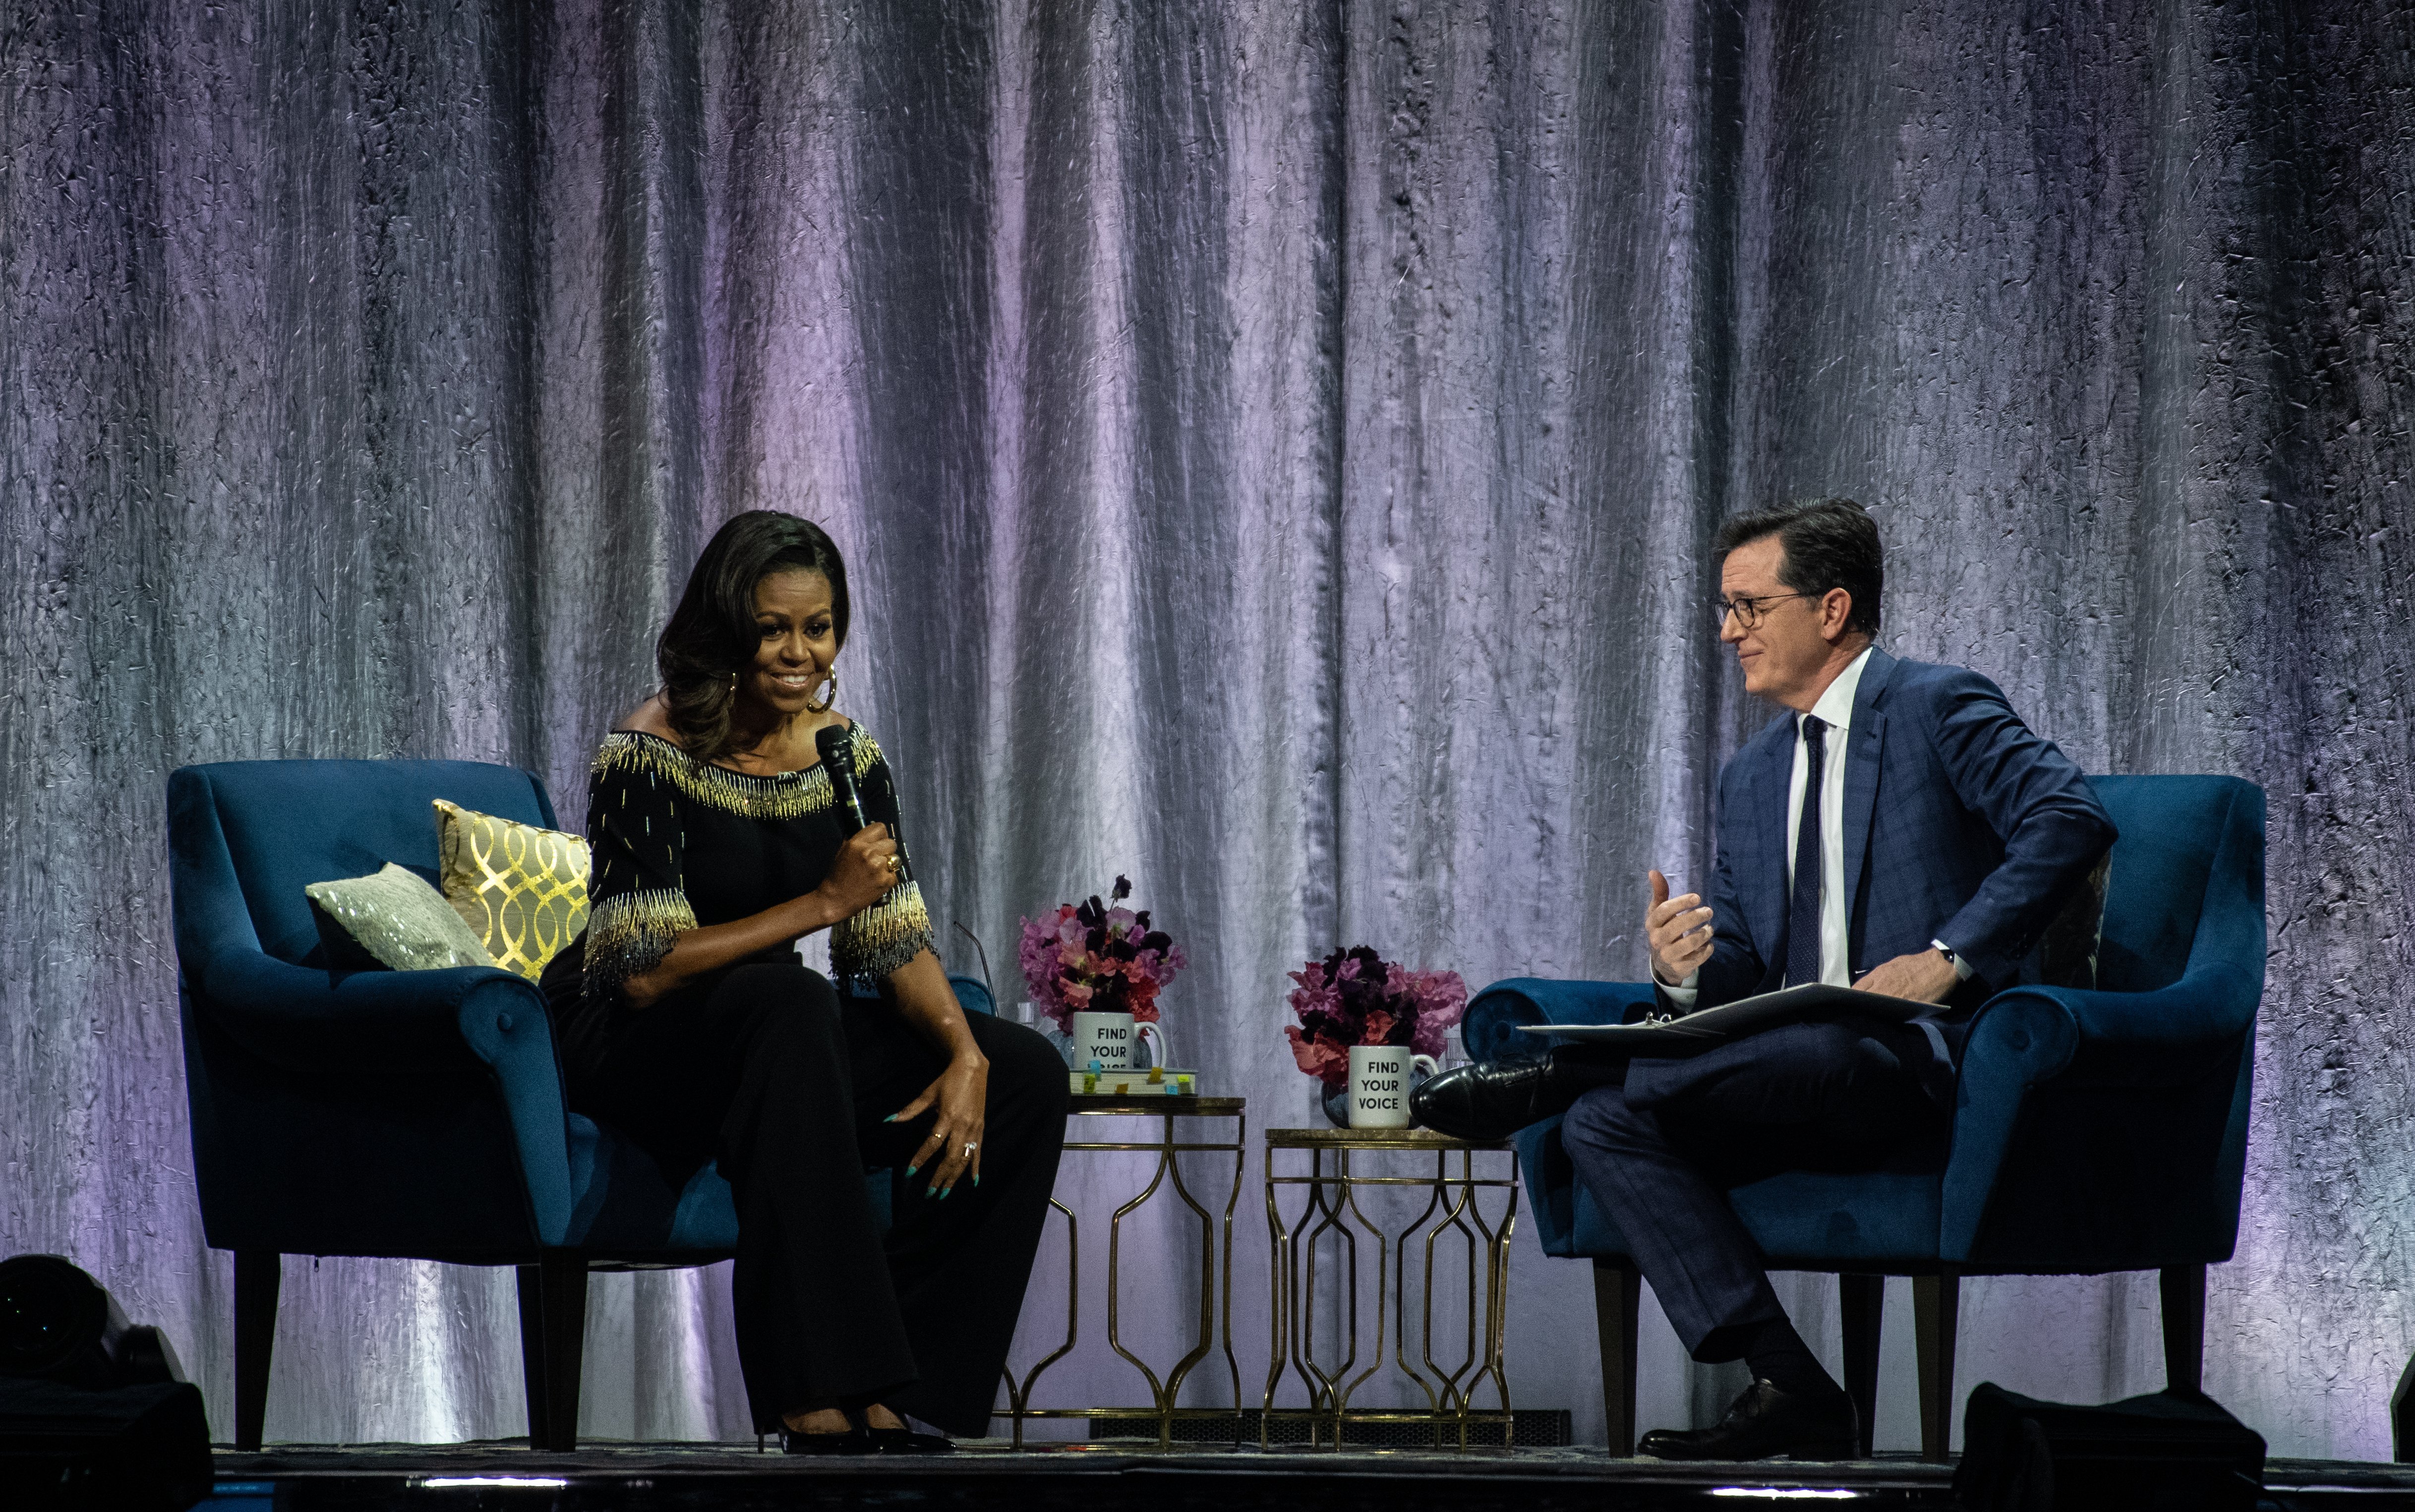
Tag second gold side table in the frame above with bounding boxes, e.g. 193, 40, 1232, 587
999, 1094, 1246, 1448
1261, 1126, 1519, 1450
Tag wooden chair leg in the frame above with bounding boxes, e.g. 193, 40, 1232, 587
515, 1264, 551, 1450
1912, 1273, 1959, 1462
1593, 1260, 1642, 1455
2160, 1264, 2206, 1395
2393, 1353, 2415, 1463
1838, 1274, 1882, 1459
518, 1252, 589, 1452
232, 1250, 280, 1453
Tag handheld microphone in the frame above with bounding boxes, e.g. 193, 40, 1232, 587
814, 723, 869, 830
816, 722, 910, 884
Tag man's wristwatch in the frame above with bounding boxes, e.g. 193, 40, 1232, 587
1930, 939, 1959, 968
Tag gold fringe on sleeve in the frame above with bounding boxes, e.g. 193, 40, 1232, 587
830, 879, 934, 983
583, 887, 697, 1001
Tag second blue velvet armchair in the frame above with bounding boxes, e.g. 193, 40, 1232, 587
1463, 775, 2265, 1458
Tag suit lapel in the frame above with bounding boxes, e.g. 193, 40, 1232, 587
1749, 724, 1794, 970
1840, 648, 1898, 951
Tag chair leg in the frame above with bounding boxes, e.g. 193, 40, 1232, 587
1912, 1273, 1959, 1462
516, 1265, 551, 1450
517, 1252, 589, 1452
1838, 1274, 1882, 1459
2160, 1264, 2206, 1395
1593, 1260, 1642, 1455
232, 1251, 280, 1453
2394, 1354, 2415, 1463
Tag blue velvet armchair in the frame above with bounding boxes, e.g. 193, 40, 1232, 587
168, 758, 994, 1451
1463, 775, 2264, 1458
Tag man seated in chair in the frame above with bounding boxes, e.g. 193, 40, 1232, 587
1415, 497, 2116, 1459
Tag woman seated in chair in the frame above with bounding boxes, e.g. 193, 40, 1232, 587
541, 510, 1068, 1453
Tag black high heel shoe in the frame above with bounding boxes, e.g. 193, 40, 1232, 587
780, 1423, 877, 1455
869, 1425, 956, 1454
866, 1411, 956, 1454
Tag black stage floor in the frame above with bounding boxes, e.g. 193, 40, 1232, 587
203, 1441, 2415, 1511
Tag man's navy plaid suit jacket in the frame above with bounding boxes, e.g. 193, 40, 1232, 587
1687, 647, 2117, 1020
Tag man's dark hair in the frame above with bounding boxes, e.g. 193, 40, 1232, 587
1712, 497, 1883, 636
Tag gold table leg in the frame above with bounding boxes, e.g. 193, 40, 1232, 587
1260, 1139, 1519, 1451
1001, 1105, 1245, 1448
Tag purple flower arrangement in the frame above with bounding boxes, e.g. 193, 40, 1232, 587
1018, 875, 1185, 1033
1284, 945, 1469, 1090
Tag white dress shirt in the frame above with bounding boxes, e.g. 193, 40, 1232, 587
1661, 647, 1876, 1005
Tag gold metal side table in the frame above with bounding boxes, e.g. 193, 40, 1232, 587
1000, 1094, 1246, 1448
1261, 1126, 1519, 1450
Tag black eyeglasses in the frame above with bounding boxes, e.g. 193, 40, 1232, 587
1713, 591, 1818, 628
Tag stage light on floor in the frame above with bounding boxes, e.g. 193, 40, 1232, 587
418, 1477, 572, 1489
0, 1254, 209, 1511
1708, 1491, 1863, 1502
1953, 1382, 2264, 1512
0, 1253, 185, 1390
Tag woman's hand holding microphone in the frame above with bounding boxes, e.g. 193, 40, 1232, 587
818, 822, 903, 916
618, 823, 898, 1012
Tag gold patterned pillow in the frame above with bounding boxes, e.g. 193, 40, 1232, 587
432, 799, 591, 980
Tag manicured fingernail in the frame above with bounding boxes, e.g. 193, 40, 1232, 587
883, 1114, 897, 1123
973, 1176, 981, 1188
904, 1164, 919, 1177
940, 1187, 953, 1200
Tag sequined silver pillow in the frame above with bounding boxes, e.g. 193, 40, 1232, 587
303, 863, 496, 972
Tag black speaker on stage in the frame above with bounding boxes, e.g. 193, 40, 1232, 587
1953, 1382, 2266, 1512
0, 1256, 210, 1512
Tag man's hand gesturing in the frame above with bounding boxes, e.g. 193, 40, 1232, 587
1647, 869, 1714, 987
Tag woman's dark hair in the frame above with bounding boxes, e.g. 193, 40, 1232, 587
1712, 496, 1884, 635
657, 511, 850, 761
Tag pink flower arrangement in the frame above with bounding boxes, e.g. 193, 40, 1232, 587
1018, 875, 1186, 1033
1284, 945, 1469, 1090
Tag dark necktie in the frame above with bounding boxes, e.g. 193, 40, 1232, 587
1786, 715, 1827, 988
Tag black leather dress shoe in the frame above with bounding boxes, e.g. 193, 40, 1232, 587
1636, 1379, 1858, 1461
780, 1426, 877, 1455
869, 1426, 956, 1454
1411, 1051, 1600, 1142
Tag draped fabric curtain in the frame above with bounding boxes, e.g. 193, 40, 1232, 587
4, 0, 2409, 1454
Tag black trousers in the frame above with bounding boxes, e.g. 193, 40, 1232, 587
572, 963, 1070, 1435
1558, 1019, 1946, 1363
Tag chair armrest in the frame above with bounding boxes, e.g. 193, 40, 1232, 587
1463, 978, 1660, 1061
194, 948, 576, 1244
1942, 957, 2262, 1258
1957, 956, 2262, 1096
199, 948, 549, 1076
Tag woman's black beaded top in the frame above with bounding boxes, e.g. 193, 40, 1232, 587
543, 724, 933, 1078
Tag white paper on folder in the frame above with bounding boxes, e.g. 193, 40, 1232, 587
1513, 983, 1931, 1056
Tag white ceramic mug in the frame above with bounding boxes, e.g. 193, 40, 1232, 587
1070, 1010, 1170, 1072
1348, 1045, 1438, 1129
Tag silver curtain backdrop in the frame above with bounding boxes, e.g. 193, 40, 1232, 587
4, 0, 2411, 1456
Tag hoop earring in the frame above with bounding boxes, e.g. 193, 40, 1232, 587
804, 667, 837, 715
